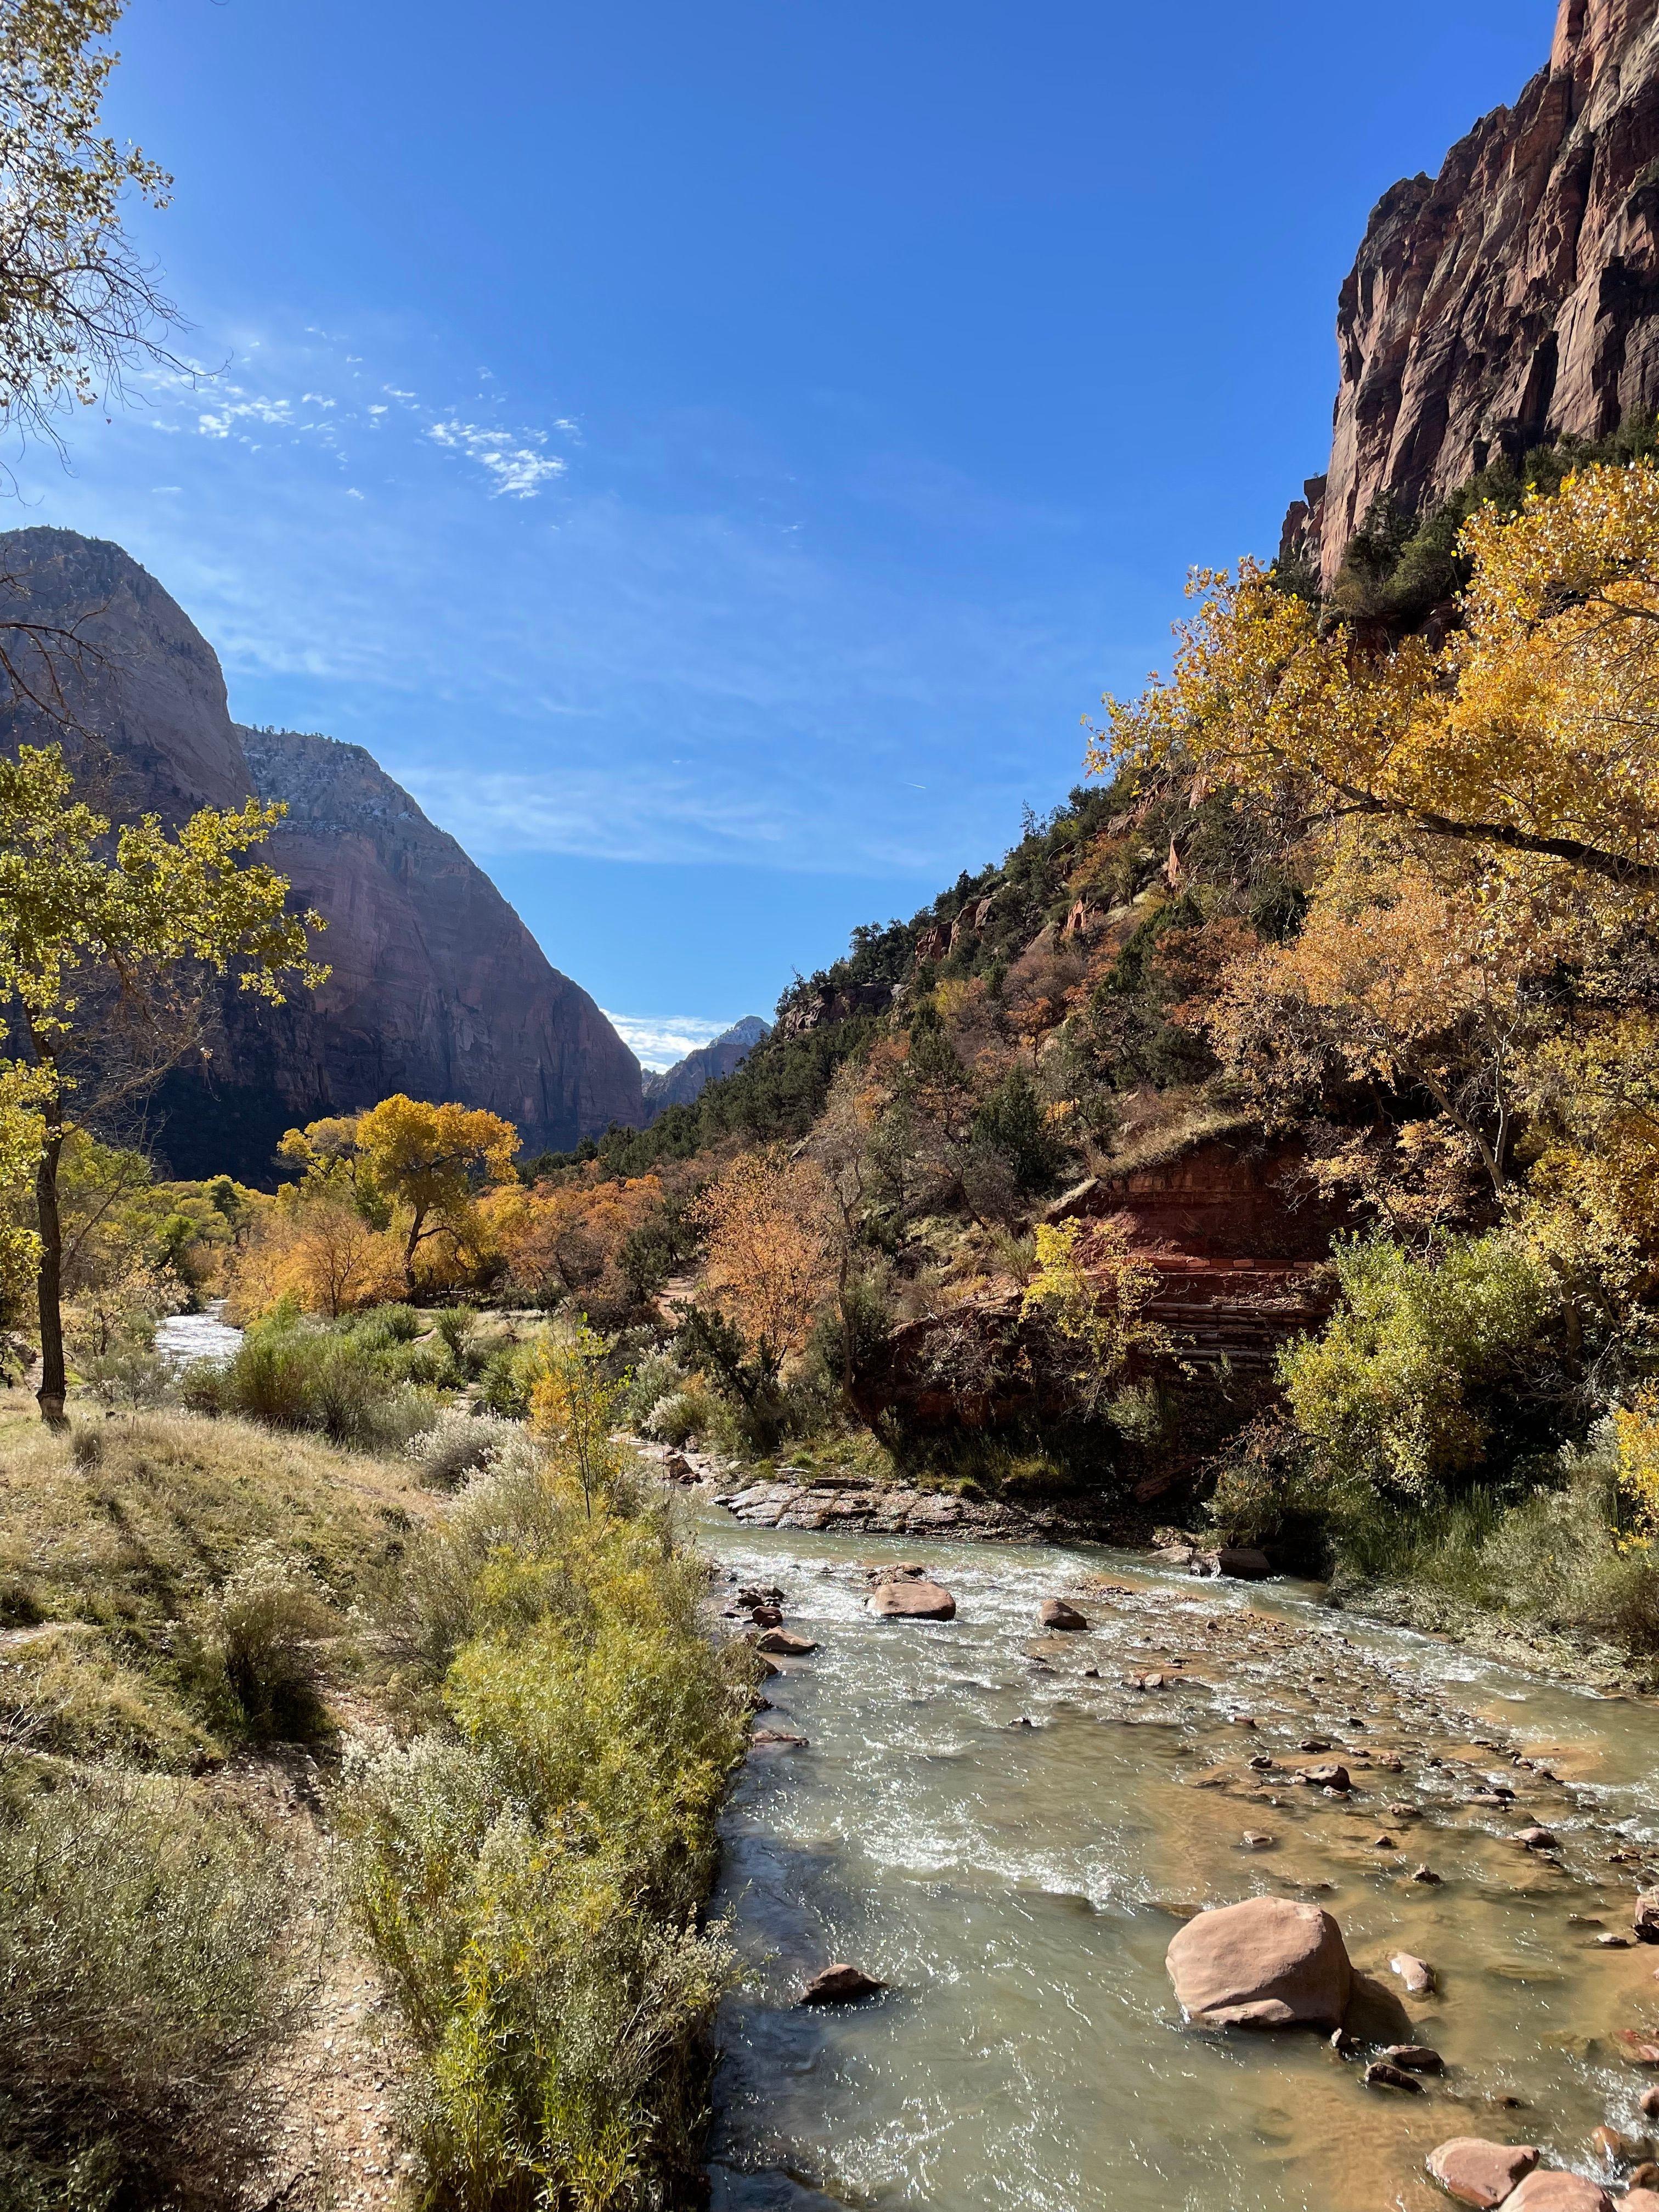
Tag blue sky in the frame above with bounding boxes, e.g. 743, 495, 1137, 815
10, 0, 1557, 1066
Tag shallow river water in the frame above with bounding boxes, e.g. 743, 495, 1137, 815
700, 1512, 1659, 2212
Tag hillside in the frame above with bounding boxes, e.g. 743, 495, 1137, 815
0, 529, 643, 1178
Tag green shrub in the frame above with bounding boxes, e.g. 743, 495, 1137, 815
211, 1310, 437, 1452
346, 1385, 751, 2210
0, 1775, 300, 2210
405, 1407, 509, 1489
476, 1336, 546, 1420
1327, 1427, 1659, 1656
1279, 1231, 1558, 1499
620, 1348, 684, 1432
644, 1385, 718, 1449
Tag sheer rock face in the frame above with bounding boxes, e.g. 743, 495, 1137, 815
0, 528, 642, 1178
1314, 0, 1659, 584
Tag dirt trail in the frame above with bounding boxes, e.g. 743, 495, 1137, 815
211, 1748, 415, 2212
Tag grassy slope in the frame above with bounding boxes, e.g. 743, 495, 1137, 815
0, 1397, 433, 1769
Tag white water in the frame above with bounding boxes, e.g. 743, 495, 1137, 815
153, 1302, 242, 1369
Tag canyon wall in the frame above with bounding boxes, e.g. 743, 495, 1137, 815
0, 528, 643, 1178
1306, 0, 1659, 583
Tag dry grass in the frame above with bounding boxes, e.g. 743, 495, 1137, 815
0, 1403, 437, 1767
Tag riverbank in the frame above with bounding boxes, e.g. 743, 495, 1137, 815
0, 1387, 753, 2212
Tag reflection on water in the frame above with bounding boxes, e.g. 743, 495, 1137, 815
701, 1514, 1659, 2212
154, 1303, 242, 1369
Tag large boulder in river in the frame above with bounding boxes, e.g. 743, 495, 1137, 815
799, 1963, 885, 2005
1166, 1897, 1352, 2030
1635, 1887, 1659, 1942
1502, 2176, 1615, 2212
868, 1577, 956, 1620
1426, 2140, 1540, 2208
754, 1627, 817, 1656
1038, 1598, 1088, 1630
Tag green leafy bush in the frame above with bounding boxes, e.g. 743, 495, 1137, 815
346, 1376, 752, 2209
1279, 1231, 1559, 1499
0, 1775, 300, 2210
405, 1406, 509, 1489
199, 1306, 438, 1451
204, 1542, 334, 1739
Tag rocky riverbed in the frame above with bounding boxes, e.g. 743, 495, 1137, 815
699, 1512, 1659, 2212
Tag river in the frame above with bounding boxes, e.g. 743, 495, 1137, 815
700, 1513, 1659, 2212
154, 1303, 243, 1368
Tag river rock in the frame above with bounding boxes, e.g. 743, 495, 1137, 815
1383, 2043, 1443, 2072
755, 1628, 817, 1656
1621, 2194, 1659, 2211
1636, 1889, 1659, 1943
1038, 1598, 1088, 1630
799, 1963, 885, 2005
749, 1605, 783, 1629
1412, 1864, 1444, 1884
1390, 1951, 1436, 1995
750, 1728, 808, 1751
868, 1578, 956, 1621
1364, 2059, 1424, 2092
1295, 1763, 1351, 1792
1211, 1546, 1272, 1580
1165, 1896, 1352, 2030
1426, 2138, 1540, 2207
1502, 2175, 1615, 2211
1514, 1827, 1558, 1851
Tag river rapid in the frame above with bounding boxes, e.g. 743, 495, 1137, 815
700, 1511, 1659, 2212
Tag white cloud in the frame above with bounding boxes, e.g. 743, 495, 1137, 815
426, 419, 565, 498
602, 1012, 735, 1070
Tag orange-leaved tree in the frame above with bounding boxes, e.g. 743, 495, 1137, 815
692, 1148, 837, 1384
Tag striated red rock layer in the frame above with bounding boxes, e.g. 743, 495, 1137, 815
0, 528, 643, 1178
1308, 0, 1659, 585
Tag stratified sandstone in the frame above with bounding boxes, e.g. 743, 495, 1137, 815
0, 528, 642, 1175
1307, 0, 1659, 584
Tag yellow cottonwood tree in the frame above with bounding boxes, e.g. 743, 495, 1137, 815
0, 743, 325, 1424
351, 1094, 518, 1297
1097, 461, 1659, 895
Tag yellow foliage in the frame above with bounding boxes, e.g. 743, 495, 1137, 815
1615, 1386, 1659, 1547
693, 1149, 837, 1375
479, 1169, 663, 1308
1020, 1218, 1165, 1404
1099, 461, 1659, 896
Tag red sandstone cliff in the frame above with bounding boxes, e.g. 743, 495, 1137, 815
0, 528, 644, 1177
1304, 0, 1659, 585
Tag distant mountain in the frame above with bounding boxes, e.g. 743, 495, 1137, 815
0, 527, 645, 1180
643, 1017, 769, 1120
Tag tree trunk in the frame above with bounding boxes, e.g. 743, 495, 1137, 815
403, 1204, 425, 1300
35, 1109, 66, 1430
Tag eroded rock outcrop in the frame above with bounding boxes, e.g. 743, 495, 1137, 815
0, 528, 642, 1176
1310, 0, 1659, 585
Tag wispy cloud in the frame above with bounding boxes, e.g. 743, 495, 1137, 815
426, 419, 565, 498
12, 309, 1116, 893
